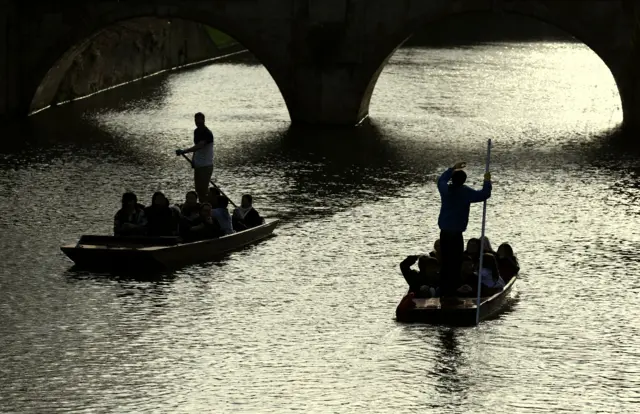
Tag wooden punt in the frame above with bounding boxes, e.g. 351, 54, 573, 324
60, 220, 279, 271
395, 275, 517, 326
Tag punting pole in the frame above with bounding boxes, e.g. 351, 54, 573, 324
180, 153, 238, 209
475, 139, 492, 325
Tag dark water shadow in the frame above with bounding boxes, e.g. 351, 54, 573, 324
401, 325, 470, 409
0, 109, 162, 170
220, 121, 448, 223
578, 126, 640, 165
64, 266, 177, 283
432, 328, 464, 379
577, 127, 640, 210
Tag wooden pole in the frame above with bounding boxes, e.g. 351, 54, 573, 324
475, 139, 492, 325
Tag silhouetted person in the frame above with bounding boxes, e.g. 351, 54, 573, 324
497, 243, 519, 283
114, 192, 147, 236
437, 162, 491, 306
179, 191, 201, 221
400, 255, 441, 298
465, 238, 481, 259
182, 203, 222, 241
232, 194, 264, 231
176, 112, 214, 202
212, 195, 234, 235
456, 255, 476, 297
145, 192, 178, 237
479, 252, 505, 296
429, 239, 442, 263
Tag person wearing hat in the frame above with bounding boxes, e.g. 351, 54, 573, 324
437, 161, 492, 306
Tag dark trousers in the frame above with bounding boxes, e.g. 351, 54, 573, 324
194, 166, 214, 202
439, 230, 464, 297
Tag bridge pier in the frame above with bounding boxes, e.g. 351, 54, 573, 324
619, 82, 640, 134
605, 49, 640, 135
282, 66, 370, 127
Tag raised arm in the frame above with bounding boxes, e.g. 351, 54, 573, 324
437, 168, 454, 194
400, 255, 420, 289
400, 255, 419, 276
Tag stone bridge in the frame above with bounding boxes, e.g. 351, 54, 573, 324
1, 0, 639, 129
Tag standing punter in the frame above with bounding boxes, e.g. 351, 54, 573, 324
437, 161, 492, 305
176, 112, 215, 202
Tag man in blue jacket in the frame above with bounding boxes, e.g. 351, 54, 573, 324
437, 161, 492, 305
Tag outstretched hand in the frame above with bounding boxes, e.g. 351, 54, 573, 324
453, 161, 466, 170
175, 149, 184, 156
484, 172, 491, 181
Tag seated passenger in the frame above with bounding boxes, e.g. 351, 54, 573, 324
420, 256, 440, 289
400, 255, 440, 298
232, 194, 264, 230
179, 191, 201, 221
429, 239, 442, 263
465, 238, 481, 259
212, 195, 235, 235
114, 192, 147, 236
455, 255, 476, 297
460, 255, 476, 285
181, 203, 222, 241
479, 252, 505, 296
497, 243, 520, 283
145, 192, 178, 237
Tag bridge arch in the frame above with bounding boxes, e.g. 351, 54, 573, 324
27, 4, 291, 115
358, 2, 626, 126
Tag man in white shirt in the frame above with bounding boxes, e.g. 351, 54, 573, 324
176, 112, 215, 202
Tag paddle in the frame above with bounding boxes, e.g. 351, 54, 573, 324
475, 139, 492, 325
178, 152, 239, 209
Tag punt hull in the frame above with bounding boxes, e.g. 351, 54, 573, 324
61, 220, 279, 271
396, 275, 516, 326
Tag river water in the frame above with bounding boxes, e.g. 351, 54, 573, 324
1, 42, 639, 413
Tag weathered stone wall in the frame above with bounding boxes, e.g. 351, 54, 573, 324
48, 17, 241, 106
